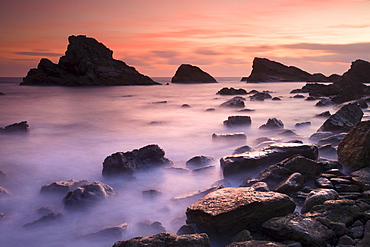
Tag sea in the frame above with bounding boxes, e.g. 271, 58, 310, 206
0, 77, 369, 247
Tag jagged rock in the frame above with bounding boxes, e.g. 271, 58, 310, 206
274, 172, 304, 194
318, 103, 363, 133
226, 240, 287, 247
22, 35, 158, 86
259, 118, 284, 129
249, 92, 272, 101
0, 121, 29, 133
212, 133, 246, 141
337, 120, 370, 170
221, 143, 318, 178
262, 213, 336, 246
23, 212, 63, 228
186, 187, 295, 240
40, 179, 88, 194
351, 167, 370, 190
217, 87, 247, 95
232, 145, 253, 155
171, 64, 217, 83
102, 144, 173, 177
186, 156, 216, 169
342, 59, 370, 83
300, 189, 338, 214
224, 116, 252, 127
82, 223, 127, 241
316, 111, 331, 117
63, 181, 115, 209
112, 232, 210, 247
246, 57, 312, 82
220, 96, 246, 108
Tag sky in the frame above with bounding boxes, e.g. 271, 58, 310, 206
1, 0, 370, 78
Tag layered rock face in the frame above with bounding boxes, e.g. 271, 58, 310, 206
22, 35, 158, 86
171, 64, 217, 83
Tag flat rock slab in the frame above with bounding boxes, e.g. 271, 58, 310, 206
186, 187, 295, 238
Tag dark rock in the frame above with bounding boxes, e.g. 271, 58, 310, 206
250, 92, 272, 101
217, 87, 247, 95
294, 122, 311, 128
305, 96, 316, 101
300, 189, 338, 213
307, 73, 330, 82
0, 213, 4, 220
357, 220, 370, 247
153, 100, 167, 104
316, 111, 331, 117
63, 181, 115, 209
0, 121, 29, 133
212, 132, 246, 141
0, 186, 11, 196
40, 179, 88, 194
83, 223, 127, 241
274, 172, 304, 194
262, 213, 336, 246
171, 185, 223, 204
181, 104, 191, 108
237, 108, 255, 112
177, 224, 199, 235
337, 120, 370, 170
221, 143, 318, 178
318, 103, 363, 133
232, 145, 253, 155
290, 88, 309, 94
133, 221, 166, 236
102, 144, 173, 177
351, 167, 370, 190
192, 165, 215, 173
112, 232, 210, 247
337, 235, 356, 245
277, 130, 297, 137
302, 83, 340, 98
224, 116, 252, 127
259, 118, 284, 129
348, 220, 364, 239
315, 177, 334, 189
23, 212, 63, 228
317, 132, 346, 147
186, 156, 216, 169
220, 96, 246, 108
309, 131, 334, 142
328, 74, 342, 82
206, 108, 215, 111
230, 229, 253, 243
0, 92, 5, 95
22, 35, 158, 86
186, 187, 295, 240
171, 64, 217, 83
142, 189, 163, 199
226, 240, 287, 247
246, 57, 312, 82
292, 94, 305, 99
342, 59, 370, 83
272, 97, 281, 101
315, 98, 333, 107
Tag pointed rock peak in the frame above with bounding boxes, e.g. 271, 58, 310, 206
171, 64, 217, 83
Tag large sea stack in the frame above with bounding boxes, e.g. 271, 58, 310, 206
171, 64, 217, 83
21, 35, 159, 86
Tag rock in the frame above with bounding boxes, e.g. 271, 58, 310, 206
246, 57, 312, 82
337, 120, 370, 170
63, 181, 115, 209
112, 232, 210, 247
232, 145, 253, 155
142, 189, 163, 199
226, 240, 287, 247
358, 98, 368, 108
342, 59, 370, 83
133, 221, 166, 236
0, 92, 5, 95
212, 133, 246, 141
102, 144, 173, 177
300, 189, 339, 213
0, 121, 29, 133
351, 167, 370, 190
186, 156, 216, 169
82, 223, 127, 241
348, 220, 364, 239
261, 213, 336, 246
259, 118, 284, 129
317, 133, 346, 147
23, 212, 63, 228
315, 177, 334, 189
317, 103, 363, 133
217, 87, 247, 95
176, 224, 199, 235
0, 213, 4, 220
192, 165, 215, 173
272, 97, 281, 101
294, 122, 311, 128
221, 143, 318, 178
302, 83, 340, 98
224, 116, 252, 127
40, 179, 88, 194
305, 96, 316, 101
309, 131, 334, 142
316, 111, 331, 117
171, 64, 217, 83
186, 187, 295, 240
206, 108, 215, 111
274, 172, 305, 194
307, 73, 331, 82
171, 185, 223, 204
250, 92, 272, 101
357, 220, 370, 247
277, 130, 297, 137
291, 88, 309, 94
337, 235, 356, 245
22, 35, 158, 86
220, 96, 246, 108
0, 186, 11, 197
292, 94, 305, 99
230, 229, 253, 243
315, 98, 333, 107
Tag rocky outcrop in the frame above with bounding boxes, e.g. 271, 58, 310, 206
22, 35, 158, 86
0, 121, 29, 133
337, 120, 370, 170
102, 144, 173, 177
112, 232, 210, 247
171, 64, 217, 83
342, 59, 370, 83
40, 179, 88, 194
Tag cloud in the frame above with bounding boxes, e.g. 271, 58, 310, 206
194, 48, 223, 55
223, 58, 246, 64
14, 51, 62, 57
150, 50, 180, 58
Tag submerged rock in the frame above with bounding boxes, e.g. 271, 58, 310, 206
133, 221, 166, 236
186, 156, 216, 169
223, 116, 252, 127
82, 223, 127, 241
22, 35, 158, 86
171, 64, 217, 83
212, 133, 246, 141
23, 212, 63, 228
41, 179, 88, 194
0, 121, 29, 133
249, 92, 272, 101
217, 87, 247, 95
259, 118, 284, 129
220, 96, 246, 108
0, 186, 11, 197
171, 185, 223, 204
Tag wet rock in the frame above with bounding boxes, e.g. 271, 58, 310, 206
315, 177, 334, 189
274, 172, 304, 194
142, 189, 163, 199
315, 98, 333, 107
23, 212, 63, 228
317, 103, 363, 133
221, 143, 318, 178
309, 131, 334, 142
220, 96, 246, 108
0, 121, 29, 133
351, 167, 370, 190
294, 122, 310, 128
316, 111, 331, 117
171, 64, 217, 83
292, 94, 305, 99
357, 220, 370, 247
177, 224, 199, 235
300, 189, 338, 214
317, 133, 346, 147
63, 181, 115, 209
192, 165, 215, 173
250, 92, 272, 101
348, 220, 364, 239
232, 145, 253, 155
277, 130, 297, 137
226, 240, 287, 247
259, 118, 284, 129
186, 156, 216, 169
186, 187, 296, 240
171, 185, 223, 204
337, 120, 370, 170
0, 186, 11, 196
224, 116, 252, 127
133, 221, 166, 236
262, 213, 336, 246
230, 229, 253, 243
212, 132, 246, 141
305, 96, 316, 101
291, 88, 309, 94
272, 97, 281, 101
237, 108, 255, 112
206, 108, 215, 111
83, 223, 127, 241
337, 234, 356, 246
217, 87, 247, 95
22, 35, 158, 86
181, 104, 191, 108
112, 232, 210, 247
40, 179, 88, 194
102, 144, 173, 177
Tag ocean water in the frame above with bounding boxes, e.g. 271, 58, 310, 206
0, 77, 368, 247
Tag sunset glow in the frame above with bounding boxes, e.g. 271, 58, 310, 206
1, 0, 370, 77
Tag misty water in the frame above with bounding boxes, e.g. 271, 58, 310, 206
1, 77, 369, 247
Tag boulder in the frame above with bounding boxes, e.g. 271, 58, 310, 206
171, 64, 217, 83
274, 172, 305, 194
316, 111, 331, 117
186, 187, 295, 240
63, 181, 115, 209
262, 213, 336, 246
186, 156, 216, 169
351, 167, 370, 190
221, 143, 318, 178
171, 185, 223, 204
317, 103, 363, 133
23, 212, 63, 228
102, 144, 173, 177
300, 189, 339, 214
112, 232, 210, 247
232, 145, 253, 155
142, 189, 163, 199
249, 92, 272, 101
259, 118, 284, 129
337, 120, 370, 170
357, 220, 370, 247
217, 87, 247, 95
82, 223, 127, 241
220, 96, 246, 108
317, 133, 346, 147
40, 179, 88, 194
315, 98, 333, 107
224, 116, 252, 127
22, 35, 158, 86
0, 121, 29, 133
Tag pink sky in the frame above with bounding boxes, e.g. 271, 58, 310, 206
1, 0, 370, 77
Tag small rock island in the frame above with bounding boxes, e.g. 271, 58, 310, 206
21, 35, 159, 86
171, 64, 217, 83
